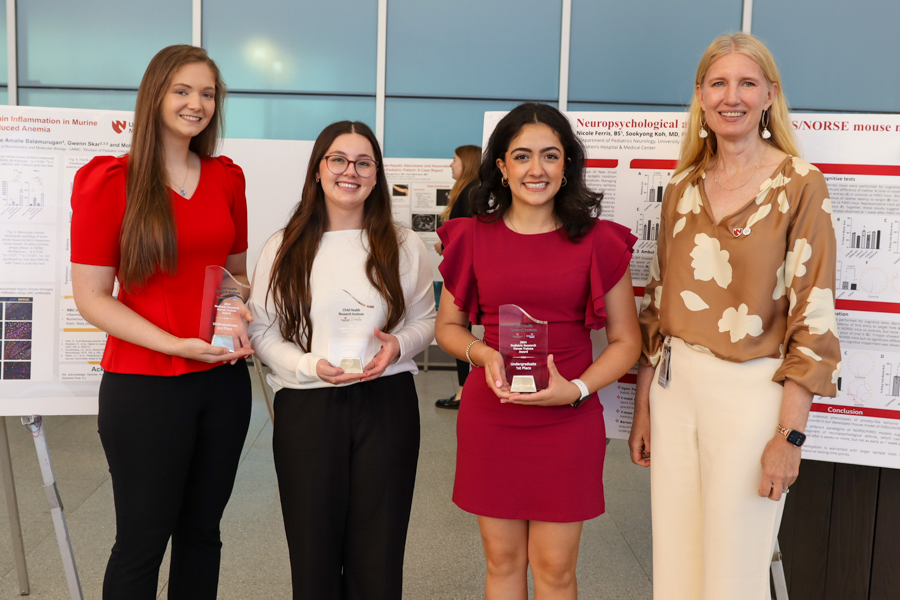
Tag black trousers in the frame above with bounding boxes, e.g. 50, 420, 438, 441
273, 372, 420, 600
98, 361, 252, 600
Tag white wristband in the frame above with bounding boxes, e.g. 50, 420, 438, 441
571, 378, 590, 400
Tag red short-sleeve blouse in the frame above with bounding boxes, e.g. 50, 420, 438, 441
70, 154, 248, 376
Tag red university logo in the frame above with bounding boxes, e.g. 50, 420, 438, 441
111, 120, 127, 134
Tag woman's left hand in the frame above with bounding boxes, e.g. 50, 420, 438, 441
505, 355, 581, 407
758, 435, 801, 501
361, 328, 401, 382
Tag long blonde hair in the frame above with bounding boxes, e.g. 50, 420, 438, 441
676, 33, 800, 186
440, 145, 481, 220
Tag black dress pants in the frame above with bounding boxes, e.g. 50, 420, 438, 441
98, 361, 252, 600
273, 372, 420, 600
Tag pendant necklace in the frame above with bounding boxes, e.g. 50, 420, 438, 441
172, 157, 190, 197
712, 147, 767, 192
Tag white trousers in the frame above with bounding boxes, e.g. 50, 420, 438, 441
650, 337, 786, 600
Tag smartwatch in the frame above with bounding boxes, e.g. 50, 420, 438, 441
570, 379, 590, 408
776, 424, 806, 447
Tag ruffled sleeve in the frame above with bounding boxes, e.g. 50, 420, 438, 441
586, 219, 637, 330
213, 155, 249, 255
70, 155, 128, 267
437, 217, 482, 322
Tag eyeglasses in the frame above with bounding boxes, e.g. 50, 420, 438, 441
323, 154, 378, 178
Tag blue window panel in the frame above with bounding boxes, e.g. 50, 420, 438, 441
204, 0, 377, 94
386, 0, 561, 100
568, 102, 686, 113
224, 94, 376, 141
754, 0, 900, 113
0, 8, 7, 84
0, 89, 7, 106
569, 0, 741, 106
19, 89, 137, 111
18, 0, 190, 87
384, 98, 555, 159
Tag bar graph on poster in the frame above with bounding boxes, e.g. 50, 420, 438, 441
484, 111, 900, 468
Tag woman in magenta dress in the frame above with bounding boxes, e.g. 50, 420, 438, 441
435, 103, 641, 600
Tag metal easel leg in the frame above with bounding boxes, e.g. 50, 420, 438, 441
21, 417, 83, 600
771, 538, 789, 600
0, 417, 29, 595
251, 358, 275, 424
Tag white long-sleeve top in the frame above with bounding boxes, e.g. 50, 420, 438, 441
248, 228, 436, 391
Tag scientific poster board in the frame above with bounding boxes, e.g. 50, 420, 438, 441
483, 111, 900, 469
0, 105, 311, 416
383, 158, 455, 281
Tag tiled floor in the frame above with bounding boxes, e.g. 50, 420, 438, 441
0, 363, 652, 599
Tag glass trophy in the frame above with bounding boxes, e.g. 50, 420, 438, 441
327, 289, 376, 374
199, 266, 251, 352
499, 304, 549, 393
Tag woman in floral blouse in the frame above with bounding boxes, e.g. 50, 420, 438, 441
629, 33, 840, 600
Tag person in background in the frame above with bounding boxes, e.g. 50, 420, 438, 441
248, 121, 435, 600
436, 103, 641, 599
435, 144, 481, 409
70, 45, 253, 599
629, 32, 840, 600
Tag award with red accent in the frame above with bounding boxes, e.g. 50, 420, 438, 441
499, 304, 549, 393
199, 266, 251, 352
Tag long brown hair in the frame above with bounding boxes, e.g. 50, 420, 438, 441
119, 45, 226, 291
268, 121, 405, 352
440, 145, 481, 221
677, 33, 800, 186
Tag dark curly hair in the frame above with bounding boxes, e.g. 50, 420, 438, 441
471, 102, 602, 242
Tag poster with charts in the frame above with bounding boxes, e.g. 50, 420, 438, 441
0, 105, 134, 415
483, 111, 900, 468
383, 158, 455, 282
0, 105, 314, 416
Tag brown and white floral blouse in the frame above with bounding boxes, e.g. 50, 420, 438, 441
639, 156, 841, 398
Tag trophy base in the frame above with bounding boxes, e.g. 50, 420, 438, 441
510, 376, 537, 393
211, 334, 235, 352
340, 358, 363, 373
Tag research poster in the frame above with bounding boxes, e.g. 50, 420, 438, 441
383, 158, 455, 281
0, 105, 312, 415
483, 111, 900, 469
0, 106, 133, 415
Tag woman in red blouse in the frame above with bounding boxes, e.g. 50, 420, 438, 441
70, 45, 252, 600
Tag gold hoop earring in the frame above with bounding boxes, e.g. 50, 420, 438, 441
501, 177, 509, 187
561, 176, 567, 187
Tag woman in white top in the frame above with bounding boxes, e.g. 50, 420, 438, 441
248, 121, 435, 600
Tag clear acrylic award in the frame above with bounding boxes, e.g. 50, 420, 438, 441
327, 289, 376, 374
499, 304, 549, 393
199, 266, 251, 352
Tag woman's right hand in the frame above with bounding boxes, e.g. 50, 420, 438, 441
481, 347, 511, 400
173, 337, 253, 364
434, 241, 444, 256
628, 407, 652, 467
316, 359, 364, 385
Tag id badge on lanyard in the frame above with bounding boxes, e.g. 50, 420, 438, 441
657, 336, 672, 389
